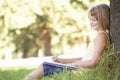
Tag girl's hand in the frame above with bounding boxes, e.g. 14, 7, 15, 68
52, 56, 62, 63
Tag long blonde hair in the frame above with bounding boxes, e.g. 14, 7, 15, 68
88, 4, 110, 30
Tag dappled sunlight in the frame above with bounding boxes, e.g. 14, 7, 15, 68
0, 0, 109, 61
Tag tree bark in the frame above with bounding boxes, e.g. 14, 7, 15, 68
110, 0, 120, 53
33, 48, 39, 57
22, 49, 28, 58
40, 25, 52, 56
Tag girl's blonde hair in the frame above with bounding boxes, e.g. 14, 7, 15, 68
88, 4, 110, 30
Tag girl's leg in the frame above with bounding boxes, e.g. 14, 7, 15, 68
24, 64, 44, 80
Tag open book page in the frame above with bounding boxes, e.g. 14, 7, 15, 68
43, 61, 77, 70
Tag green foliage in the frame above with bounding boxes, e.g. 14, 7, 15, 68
0, 0, 109, 58
8, 24, 43, 56
70, 0, 89, 10
42, 46, 120, 80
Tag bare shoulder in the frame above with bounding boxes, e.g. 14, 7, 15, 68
98, 31, 109, 39
94, 31, 108, 45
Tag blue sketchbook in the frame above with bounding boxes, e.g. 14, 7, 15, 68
43, 62, 77, 70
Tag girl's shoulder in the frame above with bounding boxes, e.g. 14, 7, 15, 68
96, 30, 110, 46
93, 30, 109, 45
98, 30, 109, 39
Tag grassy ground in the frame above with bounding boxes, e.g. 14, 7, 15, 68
0, 47, 120, 80
0, 66, 35, 80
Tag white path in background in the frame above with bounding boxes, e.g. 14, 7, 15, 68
0, 53, 87, 67
0, 56, 53, 67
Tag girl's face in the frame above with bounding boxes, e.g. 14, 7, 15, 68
89, 15, 100, 30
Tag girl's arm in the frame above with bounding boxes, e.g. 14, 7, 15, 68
52, 56, 82, 64
70, 32, 108, 68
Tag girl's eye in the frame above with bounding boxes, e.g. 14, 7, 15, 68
92, 19, 96, 21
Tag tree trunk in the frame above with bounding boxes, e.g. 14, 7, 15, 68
40, 25, 52, 56
110, 0, 120, 55
33, 48, 39, 57
43, 37, 52, 56
22, 49, 28, 58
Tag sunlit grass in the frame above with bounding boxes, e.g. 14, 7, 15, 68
42, 46, 120, 80
0, 46, 119, 80
0, 66, 34, 80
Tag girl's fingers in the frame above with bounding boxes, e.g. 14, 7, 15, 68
52, 56, 58, 62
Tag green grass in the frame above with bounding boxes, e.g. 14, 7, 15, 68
0, 46, 120, 80
0, 67, 35, 80
42, 46, 120, 80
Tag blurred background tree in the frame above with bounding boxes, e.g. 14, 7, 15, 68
0, 0, 109, 59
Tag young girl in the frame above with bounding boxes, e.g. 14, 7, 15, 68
24, 3, 110, 80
